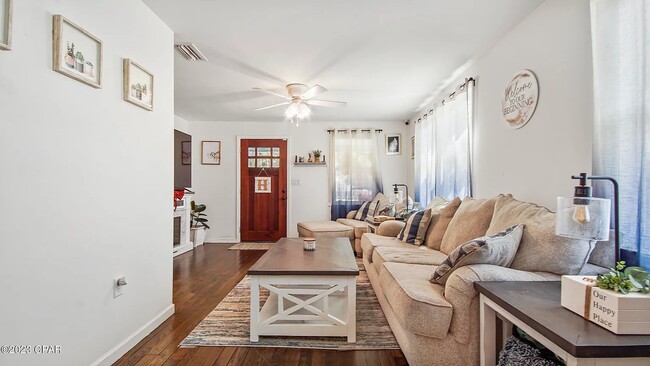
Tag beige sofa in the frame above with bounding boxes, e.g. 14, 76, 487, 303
335, 192, 393, 255
361, 194, 613, 366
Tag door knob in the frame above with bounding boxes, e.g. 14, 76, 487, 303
282, 196, 286, 200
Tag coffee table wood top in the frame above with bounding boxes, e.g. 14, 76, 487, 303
247, 237, 359, 276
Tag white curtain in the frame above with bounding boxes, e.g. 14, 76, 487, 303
329, 130, 383, 220
591, 0, 649, 269
415, 80, 474, 204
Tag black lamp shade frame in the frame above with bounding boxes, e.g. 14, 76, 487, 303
393, 184, 410, 211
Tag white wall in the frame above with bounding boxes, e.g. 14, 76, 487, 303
187, 121, 408, 242
409, 0, 593, 209
0, 1, 174, 365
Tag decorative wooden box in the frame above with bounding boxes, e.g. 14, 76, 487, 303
561, 276, 650, 334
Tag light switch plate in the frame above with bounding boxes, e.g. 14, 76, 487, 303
292, 179, 301, 186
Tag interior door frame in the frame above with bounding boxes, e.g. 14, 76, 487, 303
236, 136, 292, 242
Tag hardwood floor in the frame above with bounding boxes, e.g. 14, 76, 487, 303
114, 244, 408, 366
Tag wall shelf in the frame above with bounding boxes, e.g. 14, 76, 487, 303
294, 162, 327, 166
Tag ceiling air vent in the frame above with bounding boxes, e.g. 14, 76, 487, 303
174, 43, 208, 61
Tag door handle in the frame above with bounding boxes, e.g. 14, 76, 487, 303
282, 196, 286, 200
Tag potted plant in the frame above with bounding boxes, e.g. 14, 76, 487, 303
190, 200, 209, 246
596, 261, 649, 294
75, 51, 85, 73
65, 42, 76, 69
312, 149, 322, 162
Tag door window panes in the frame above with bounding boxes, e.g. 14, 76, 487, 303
257, 158, 271, 168
248, 147, 256, 157
272, 147, 280, 157
248, 158, 256, 168
272, 158, 280, 168
257, 147, 271, 157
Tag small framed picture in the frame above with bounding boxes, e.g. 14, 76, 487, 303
202, 141, 221, 165
386, 133, 401, 155
0, 0, 13, 51
410, 136, 415, 159
123, 59, 154, 111
181, 141, 191, 165
52, 15, 103, 88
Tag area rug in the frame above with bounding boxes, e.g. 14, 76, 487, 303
180, 270, 398, 350
228, 242, 274, 250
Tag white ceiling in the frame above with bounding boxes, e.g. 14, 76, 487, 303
143, 0, 544, 122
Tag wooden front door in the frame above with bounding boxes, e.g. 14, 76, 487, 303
240, 139, 288, 241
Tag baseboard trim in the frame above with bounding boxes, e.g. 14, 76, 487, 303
91, 303, 175, 366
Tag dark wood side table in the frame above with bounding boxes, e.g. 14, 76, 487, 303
474, 281, 650, 366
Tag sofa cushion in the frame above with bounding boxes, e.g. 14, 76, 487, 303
440, 196, 497, 254
486, 194, 594, 275
397, 209, 433, 245
297, 221, 354, 241
431, 224, 524, 284
360, 233, 406, 261
425, 197, 449, 210
336, 218, 368, 239
425, 197, 462, 250
373, 246, 448, 275
380, 262, 452, 338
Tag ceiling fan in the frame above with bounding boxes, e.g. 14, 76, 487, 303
253, 83, 347, 121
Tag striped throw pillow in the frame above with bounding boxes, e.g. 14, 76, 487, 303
397, 209, 433, 245
354, 201, 373, 221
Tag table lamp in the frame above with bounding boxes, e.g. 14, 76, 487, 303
393, 184, 410, 210
555, 172, 619, 263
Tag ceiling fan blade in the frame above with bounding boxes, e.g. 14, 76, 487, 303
252, 87, 291, 100
307, 99, 347, 108
300, 84, 327, 100
254, 102, 290, 111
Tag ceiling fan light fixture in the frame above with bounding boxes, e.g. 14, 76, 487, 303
297, 102, 311, 119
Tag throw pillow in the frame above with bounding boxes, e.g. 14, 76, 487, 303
439, 196, 497, 254
425, 197, 462, 250
354, 201, 371, 221
372, 192, 392, 215
430, 224, 524, 285
486, 194, 594, 275
397, 209, 433, 245
426, 197, 448, 210
376, 203, 395, 216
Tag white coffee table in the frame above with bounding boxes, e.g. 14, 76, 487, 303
247, 237, 359, 343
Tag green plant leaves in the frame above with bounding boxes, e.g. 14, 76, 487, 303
596, 261, 650, 294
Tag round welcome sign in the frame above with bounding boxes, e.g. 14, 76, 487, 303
501, 70, 539, 129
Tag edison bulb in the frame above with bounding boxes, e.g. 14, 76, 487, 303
572, 205, 591, 223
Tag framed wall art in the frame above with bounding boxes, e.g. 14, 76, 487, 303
386, 133, 401, 155
123, 58, 154, 111
52, 15, 103, 88
0, 0, 13, 51
201, 141, 221, 165
181, 141, 191, 165
501, 69, 539, 129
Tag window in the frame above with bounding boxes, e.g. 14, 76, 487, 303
591, 0, 649, 269
329, 130, 383, 220
415, 80, 474, 205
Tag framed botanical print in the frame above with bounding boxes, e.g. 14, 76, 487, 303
52, 15, 103, 88
386, 133, 401, 155
123, 59, 154, 111
0, 0, 12, 51
201, 141, 221, 165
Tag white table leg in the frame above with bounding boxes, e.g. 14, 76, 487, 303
347, 276, 357, 343
250, 275, 260, 342
480, 295, 497, 366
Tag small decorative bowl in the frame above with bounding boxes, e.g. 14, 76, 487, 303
303, 237, 316, 251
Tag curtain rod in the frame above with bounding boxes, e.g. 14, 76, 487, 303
413, 77, 475, 124
327, 129, 383, 133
